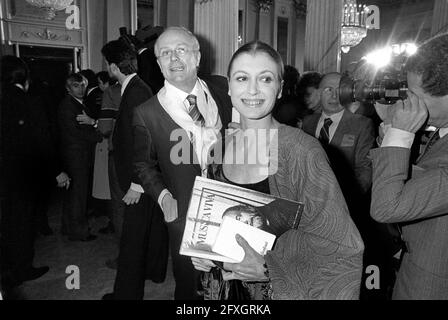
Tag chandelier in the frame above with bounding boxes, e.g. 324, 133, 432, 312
25, 0, 74, 20
341, 2, 368, 53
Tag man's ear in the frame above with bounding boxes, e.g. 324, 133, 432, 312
277, 80, 284, 99
195, 51, 201, 68
156, 59, 162, 72
110, 63, 119, 76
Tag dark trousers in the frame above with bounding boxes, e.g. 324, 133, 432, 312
167, 218, 202, 300
0, 191, 37, 279
113, 194, 169, 300
61, 164, 90, 239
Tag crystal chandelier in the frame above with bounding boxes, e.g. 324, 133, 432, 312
341, 2, 368, 53
25, 0, 74, 20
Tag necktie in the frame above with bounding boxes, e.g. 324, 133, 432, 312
319, 118, 333, 144
423, 129, 440, 155
186, 94, 205, 126
416, 129, 441, 163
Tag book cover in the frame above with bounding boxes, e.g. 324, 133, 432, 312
179, 176, 304, 262
212, 216, 276, 263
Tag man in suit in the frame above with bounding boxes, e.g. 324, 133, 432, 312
302, 72, 375, 205
58, 73, 103, 242
133, 27, 232, 300
1, 56, 70, 288
101, 39, 168, 300
370, 34, 448, 299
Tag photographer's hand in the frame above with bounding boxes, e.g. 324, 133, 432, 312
374, 102, 394, 124
392, 91, 428, 133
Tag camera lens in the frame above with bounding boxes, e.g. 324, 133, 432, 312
339, 75, 408, 105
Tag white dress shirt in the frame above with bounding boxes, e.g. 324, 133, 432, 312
157, 79, 222, 208
381, 125, 448, 149
315, 109, 345, 142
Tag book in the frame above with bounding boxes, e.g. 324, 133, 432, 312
179, 176, 304, 263
212, 216, 276, 263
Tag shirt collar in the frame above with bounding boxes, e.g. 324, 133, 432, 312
69, 94, 84, 105
121, 73, 137, 96
439, 128, 448, 138
321, 109, 345, 122
14, 83, 25, 91
164, 80, 201, 108
138, 48, 148, 54
87, 86, 98, 96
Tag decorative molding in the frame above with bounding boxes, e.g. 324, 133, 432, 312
253, 0, 273, 14
21, 27, 71, 41
293, 0, 307, 19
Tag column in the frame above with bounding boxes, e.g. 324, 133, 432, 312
194, 0, 238, 76
431, 0, 448, 37
304, 0, 343, 73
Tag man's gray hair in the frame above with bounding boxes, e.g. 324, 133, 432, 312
154, 26, 200, 56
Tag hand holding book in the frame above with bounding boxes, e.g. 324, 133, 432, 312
221, 234, 270, 282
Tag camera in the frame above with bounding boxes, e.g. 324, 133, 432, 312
339, 48, 411, 106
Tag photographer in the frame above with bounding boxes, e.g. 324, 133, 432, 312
370, 34, 448, 300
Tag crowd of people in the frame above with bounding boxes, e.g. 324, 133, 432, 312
1, 25, 447, 300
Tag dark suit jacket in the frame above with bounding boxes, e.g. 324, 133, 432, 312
302, 109, 375, 196
133, 75, 232, 220
1, 85, 62, 192
57, 94, 102, 171
85, 87, 103, 120
370, 134, 448, 299
138, 48, 164, 95
112, 75, 153, 192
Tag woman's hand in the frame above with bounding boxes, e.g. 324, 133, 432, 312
222, 234, 269, 282
191, 257, 215, 272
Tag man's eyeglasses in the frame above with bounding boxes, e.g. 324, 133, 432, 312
322, 87, 339, 96
157, 47, 196, 60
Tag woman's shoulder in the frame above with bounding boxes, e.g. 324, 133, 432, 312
277, 125, 322, 152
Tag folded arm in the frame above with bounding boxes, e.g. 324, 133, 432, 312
265, 140, 364, 300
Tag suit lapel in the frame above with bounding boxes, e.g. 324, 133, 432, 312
155, 96, 202, 175
307, 114, 320, 138
70, 95, 85, 113
118, 75, 140, 118
331, 110, 350, 146
204, 79, 231, 138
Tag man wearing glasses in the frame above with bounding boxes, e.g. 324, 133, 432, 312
302, 72, 375, 201
133, 27, 232, 300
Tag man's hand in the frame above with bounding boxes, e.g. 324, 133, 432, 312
56, 172, 70, 190
191, 257, 215, 272
161, 193, 178, 223
222, 234, 268, 282
374, 102, 394, 124
391, 91, 428, 133
122, 188, 142, 205
76, 110, 96, 126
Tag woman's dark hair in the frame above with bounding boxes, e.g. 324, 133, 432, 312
227, 41, 284, 82
1, 55, 30, 87
96, 71, 111, 85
